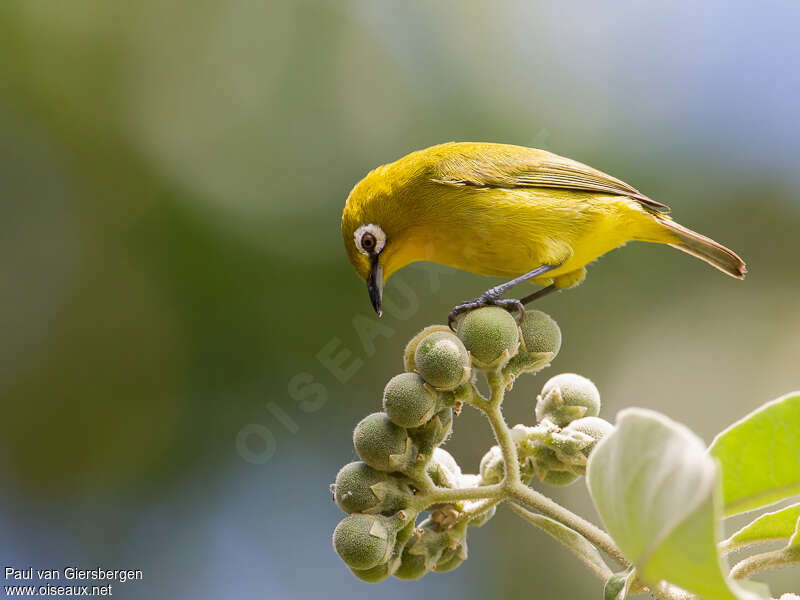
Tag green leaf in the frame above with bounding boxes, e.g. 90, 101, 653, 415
721, 503, 800, 552
587, 408, 766, 600
709, 392, 800, 516
508, 503, 612, 580
604, 569, 635, 600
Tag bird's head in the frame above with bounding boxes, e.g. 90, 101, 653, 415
342, 219, 387, 316
341, 162, 428, 316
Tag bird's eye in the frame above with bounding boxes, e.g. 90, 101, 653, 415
361, 233, 376, 251
354, 223, 386, 256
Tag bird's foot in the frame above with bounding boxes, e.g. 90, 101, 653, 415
448, 294, 525, 331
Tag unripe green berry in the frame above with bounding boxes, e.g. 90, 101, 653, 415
541, 470, 579, 487
414, 331, 471, 390
350, 563, 392, 583
507, 310, 562, 376
394, 522, 445, 580
519, 310, 562, 356
434, 408, 453, 446
530, 443, 564, 473
525, 444, 565, 483
479, 445, 505, 484
351, 519, 413, 583
408, 407, 453, 453
536, 373, 601, 426
427, 447, 462, 488
403, 325, 452, 372
333, 514, 394, 570
333, 461, 411, 514
383, 373, 440, 428
565, 416, 614, 458
334, 462, 386, 513
469, 504, 496, 527
399, 519, 449, 573
353, 412, 411, 472
395, 548, 428, 580
456, 307, 520, 369
433, 539, 468, 572
430, 407, 453, 446
432, 447, 460, 478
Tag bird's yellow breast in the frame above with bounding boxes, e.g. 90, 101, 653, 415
382, 184, 672, 283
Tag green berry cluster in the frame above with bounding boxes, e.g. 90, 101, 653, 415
331, 323, 477, 582
332, 306, 611, 583
478, 372, 613, 488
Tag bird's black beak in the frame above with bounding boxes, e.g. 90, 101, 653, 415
366, 253, 383, 317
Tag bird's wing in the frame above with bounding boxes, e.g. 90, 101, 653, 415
432, 146, 670, 213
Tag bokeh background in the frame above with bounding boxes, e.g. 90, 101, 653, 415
2, 1, 799, 598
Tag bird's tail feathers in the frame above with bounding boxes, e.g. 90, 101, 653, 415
659, 218, 746, 279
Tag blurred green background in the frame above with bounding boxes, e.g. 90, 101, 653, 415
2, 1, 798, 598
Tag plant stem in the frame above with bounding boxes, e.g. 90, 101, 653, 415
718, 536, 787, 557
422, 483, 505, 504
453, 498, 504, 527
459, 367, 698, 599
486, 404, 522, 483
730, 546, 800, 580
482, 369, 631, 569
405, 468, 437, 494
649, 582, 695, 600
718, 539, 744, 557
509, 503, 692, 600
484, 371, 522, 482
507, 481, 629, 567
399, 366, 701, 600
509, 502, 614, 581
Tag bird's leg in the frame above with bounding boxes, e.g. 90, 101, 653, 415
448, 264, 560, 330
519, 283, 557, 305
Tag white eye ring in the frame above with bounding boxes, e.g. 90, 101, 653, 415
354, 223, 386, 256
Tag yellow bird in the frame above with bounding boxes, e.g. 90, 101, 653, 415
341, 142, 745, 324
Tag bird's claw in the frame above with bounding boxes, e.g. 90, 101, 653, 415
448, 296, 526, 331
